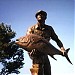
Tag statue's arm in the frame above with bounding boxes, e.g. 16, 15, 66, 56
26, 26, 34, 35
50, 27, 65, 54
50, 27, 64, 47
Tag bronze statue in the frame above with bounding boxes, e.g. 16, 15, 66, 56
16, 10, 72, 75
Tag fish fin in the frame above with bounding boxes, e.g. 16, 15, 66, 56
50, 55, 57, 61
64, 48, 73, 65
66, 48, 70, 53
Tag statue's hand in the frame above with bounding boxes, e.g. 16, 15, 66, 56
28, 49, 42, 58
28, 49, 37, 56
61, 47, 66, 55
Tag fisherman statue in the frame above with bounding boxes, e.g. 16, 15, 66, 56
16, 10, 72, 75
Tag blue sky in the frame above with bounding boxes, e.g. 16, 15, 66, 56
0, 0, 74, 75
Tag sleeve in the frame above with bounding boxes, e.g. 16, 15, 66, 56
51, 27, 63, 48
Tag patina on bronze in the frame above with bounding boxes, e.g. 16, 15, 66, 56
16, 10, 73, 75
16, 34, 73, 65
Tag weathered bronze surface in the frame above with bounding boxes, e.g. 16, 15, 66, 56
16, 34, 72, 65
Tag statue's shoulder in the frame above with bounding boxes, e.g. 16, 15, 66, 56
28, 24, 37, 30
45, 24, 53, 30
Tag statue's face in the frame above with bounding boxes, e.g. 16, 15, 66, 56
36, 14, 46, 21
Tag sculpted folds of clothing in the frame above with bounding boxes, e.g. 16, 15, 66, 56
27, 24, 52, 41
27, 24, 63, 48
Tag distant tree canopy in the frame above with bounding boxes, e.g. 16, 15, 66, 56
0, 23, 24, 75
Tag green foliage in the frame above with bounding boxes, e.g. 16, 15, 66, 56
0, 23, 24, 75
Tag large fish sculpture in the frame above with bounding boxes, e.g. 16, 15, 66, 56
15, 34, 73, 65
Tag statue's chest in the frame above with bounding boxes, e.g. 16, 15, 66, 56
34, 28, 51, 38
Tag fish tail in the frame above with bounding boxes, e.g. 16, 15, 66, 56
64, 48, 73, 65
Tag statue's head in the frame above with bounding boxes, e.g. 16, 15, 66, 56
35, 10, 47, 20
